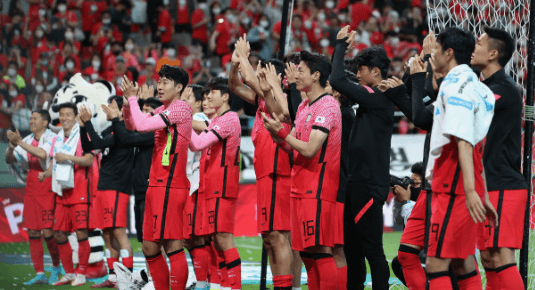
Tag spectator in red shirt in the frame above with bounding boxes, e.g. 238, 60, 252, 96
176, 0, 191, 33
58, 56, 79, 82
59, 27, 81, 53
0, 83, 26, 115
350, 0, 373, 30
78, 0, 109, 46
83, 53, 104, 83
7, 49, 27, 82
157, 4, 173, 48
32, 52, 58, 93
29, 4, 49, 31
54, 0, 78, 28
123, 38, 142, 71
209, 8, 239, 57
137, 57, 158, 88
56, 42, 81, 72
191, 1, 210, 49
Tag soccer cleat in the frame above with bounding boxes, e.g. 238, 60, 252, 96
114, 261, 149, 290
86, 260, 108, 279
51, 273, 76, 285
71, 273, 87, 286
141, 280, 155, 290
91, 279, 117, 288
48, 265, 62, 285
23, 272, 47, 285
186, 270, 197, 290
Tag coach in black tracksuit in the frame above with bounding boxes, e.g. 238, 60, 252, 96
329, 36, 395, 290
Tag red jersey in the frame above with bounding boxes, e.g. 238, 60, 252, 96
432, 137, 486, 196
214, 19, 232, 55
204, 111, 241, 198
26, 138, 52, 197
191, 9, 208, 43
81, 1, 108, 32
176, 0, 189, 24
252, 97, 292, 179
198, 119, 212, 194
291, 94, 341, 202
158, 9, 173, 43
149, 100, 193, 189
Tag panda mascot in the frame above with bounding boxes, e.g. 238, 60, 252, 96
49, 73, 116, 280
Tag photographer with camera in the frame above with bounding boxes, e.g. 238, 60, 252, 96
392, 162, 423, 226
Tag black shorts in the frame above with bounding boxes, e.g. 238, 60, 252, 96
134, 199, 145, 243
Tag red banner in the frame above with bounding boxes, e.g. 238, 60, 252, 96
0, 187, 28, 242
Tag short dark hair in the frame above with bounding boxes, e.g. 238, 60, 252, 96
436, 27, 475, 66
344, 58, 358, 74
484, 27, 516, 67
283, 52, 300, 65
139, 97, 163, 110
189, 84, 204, 102
33, 109, 51, 125
411, 162, 423, 177
299, 51, 332, 88
354, 47, 391, 79
207, 77, 234, 105
7, 61, 17, 68
58, 102, 78, 115
107, 95, 123, 110
158, 65, 189, 94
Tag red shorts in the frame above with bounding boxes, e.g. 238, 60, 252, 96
256, 175, 291, 234
89, 191, 103, 230
204, 197, 237, 235
184, 190, 205, 239
291, 197, 337, 252
334, 202, 344, 245
98, 190, 129, 229
477, 189, 528, 250
143, 186, 188, 242
428, 192, 481, 259
400, 191, 428, 247
23, 192, 57, 230
53, 203, 90, 232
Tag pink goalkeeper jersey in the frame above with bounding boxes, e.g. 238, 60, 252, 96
292, 94, 342, 202
252, 97, 292, 179
149, 100, 193, 189
203, 110, 241, 199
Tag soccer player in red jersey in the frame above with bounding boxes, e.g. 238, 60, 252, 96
189, 77, 242, 290
121, 65, 192, 290
471, 27, 527, 289
228, 36, 294, 290
40, 103, 97, 286
77, 96, 135, 289
425, 27, 497, 289
5, 110, 61, 285
263, 51, 342, 290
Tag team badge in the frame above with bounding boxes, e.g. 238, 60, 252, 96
305, 114, 312, 123
162, 110, 170, 116
315, 116, 325, 123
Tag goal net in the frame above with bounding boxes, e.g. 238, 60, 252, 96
426, 0, 533, 288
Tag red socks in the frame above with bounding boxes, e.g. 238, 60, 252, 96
496, 264, 524, 289
168, 249, 188, 290
314, 253, 337, 290
208, 243, 221, 286
77, 238, 90, 274
223, 248, 241, 290
457, 270, 482, 290
29, 236, 44, 273
300, 252, 318, 290
398, 246, 426, 290
428, 271, 452, 290
57, 239, 75, 274
337, 266, 347, 290
217, 250, 230, 289
484, 268, 500, 290
190, 245, 209, 283
122, 256, 134, 271
273, 274, 293, 290
44, 235, 60, 267
146, 253, 169, 290
107, 257, 119, 275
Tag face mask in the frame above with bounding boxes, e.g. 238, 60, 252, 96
39, 9, 46, 17
9, 90, 17, 97
58, 5, 67, 13
8, 68, 16, 76
65, 32, 74, 39
92, 73, 99, 80
167, 49, 176, 58
320, 39, 330, 48
126, 43, 134, 51
66, 61, 75, 70
260, 20, 269, 28
226, 14, 237, 23
103, 18, 111, 25
92, 60, 101, 68
91, 5, 97, 12
326, 1, 335, 9
40, 60, 48, 66
354, 34, 361, 42
317, 13, 326, 21
338, 14, 346, 22
304, 20, 312, 29
212, 7, 221, 15
198, 3, 208, 10
36, 30, 44, 38
390, 37, 399, 46
241, 17, 251, 26
35, 85, 44, 93
13, 30, 20, 37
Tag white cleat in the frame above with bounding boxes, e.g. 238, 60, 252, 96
186, 270, 197, 289
114, 262, 149, 290
51, 273, 76, 286
71, 274, 87, 286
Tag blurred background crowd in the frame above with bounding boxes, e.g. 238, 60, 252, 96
0, 0, 513, 138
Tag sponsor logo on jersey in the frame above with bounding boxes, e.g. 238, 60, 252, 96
447, 96, 473, 110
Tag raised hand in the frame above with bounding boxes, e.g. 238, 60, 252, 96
79, 104, 93, 123
337, 25, 357, 45
235, 34, 251, 60
120, 75, 139, 99
410, 55, 428, 75
265, 63, 282, 89
101, 100, 120, 119
257, 68, 272, 93
285, 62, 298, 84
6, 129, 22, 145
181, 86, 193, 101
261, 112, 283, 134
420, 30, 436, 58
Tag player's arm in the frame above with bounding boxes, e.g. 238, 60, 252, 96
272, 128, 294, 154
228, 52, 257, 105
5, 141, 17, 164
456, 137, 486, 223
6, 129, 47, 160
125, 96, 170, 133
38, 162, 53, 182
264, 63, 291, 122
82, 120, 115, 149
189, 129, 220, 151
482, 167, 498, 227
263, 112, 327, 158
55, 152, 94, 167
192, 120, 209, 133
112, 119, 154, 147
